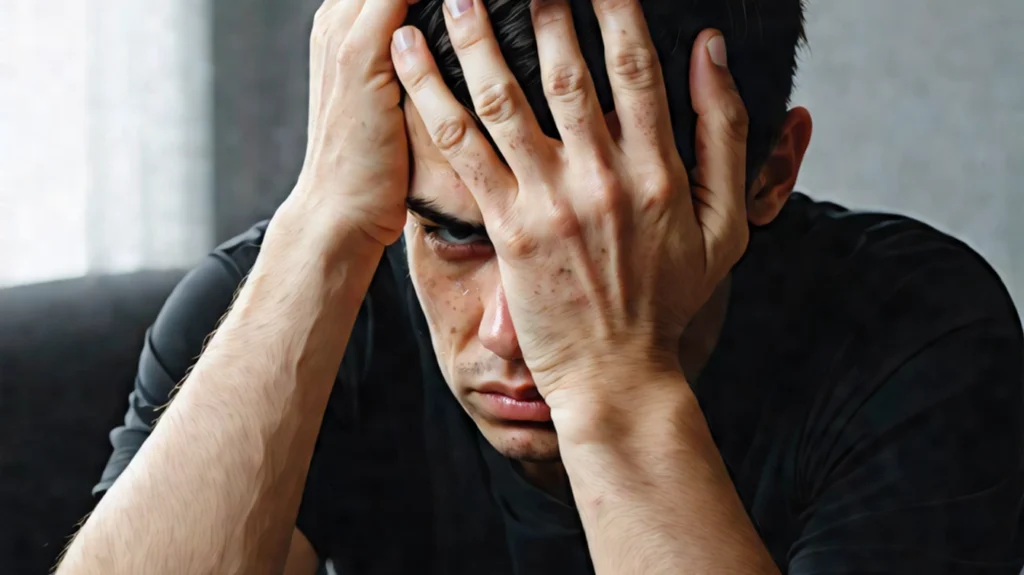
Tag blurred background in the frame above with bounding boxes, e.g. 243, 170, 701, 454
0, 0, 1021, 572
1, 0, 1021, 297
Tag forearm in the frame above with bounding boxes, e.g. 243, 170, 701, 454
553, 374, 779, 575
58, 216, 383, 575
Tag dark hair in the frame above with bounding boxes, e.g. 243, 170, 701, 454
406, 0, 806, 184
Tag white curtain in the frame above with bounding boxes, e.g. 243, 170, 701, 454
0, 0, 213, 288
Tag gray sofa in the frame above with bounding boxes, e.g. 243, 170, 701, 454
0, 270, 185, 573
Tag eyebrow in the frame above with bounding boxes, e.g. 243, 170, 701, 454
406, 196, 487, 235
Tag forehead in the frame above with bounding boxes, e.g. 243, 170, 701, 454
404, 101, 483, 218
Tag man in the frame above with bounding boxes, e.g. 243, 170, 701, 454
57, 0, 1023, 573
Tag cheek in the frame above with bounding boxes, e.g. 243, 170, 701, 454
405, 231, 482, 343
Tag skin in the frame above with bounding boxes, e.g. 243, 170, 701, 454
56, 0, 812, 572
400, 39, 811, 497
56, 1, 419, 573
392, 0, 813, 572
405, 104, 732, 492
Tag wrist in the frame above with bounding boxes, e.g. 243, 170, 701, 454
272, 188, 390, 251
210, 205, 386, 397
265, 192, 388, 273
547, 369, 700, 448
235, 209, 386, 337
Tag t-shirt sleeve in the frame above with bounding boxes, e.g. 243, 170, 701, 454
788, 317, 1024, 574
92, 251, 246, 496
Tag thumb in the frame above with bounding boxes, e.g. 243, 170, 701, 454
689, 29, 750, 274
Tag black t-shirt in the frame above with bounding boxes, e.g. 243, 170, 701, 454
95, 193, 1024, 574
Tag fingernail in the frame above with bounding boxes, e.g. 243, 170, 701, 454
445, 0, 474, 18
394, 28, 415, 52
707, 35, 728, 68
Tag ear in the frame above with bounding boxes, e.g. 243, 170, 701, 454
746, 107, 813, 226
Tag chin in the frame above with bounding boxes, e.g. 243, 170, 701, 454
477, 420, 562, 462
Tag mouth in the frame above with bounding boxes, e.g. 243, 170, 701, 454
474, 383, 551, 423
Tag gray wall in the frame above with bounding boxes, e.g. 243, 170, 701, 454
791, 0, 1023, 313
212, 0, 320, 241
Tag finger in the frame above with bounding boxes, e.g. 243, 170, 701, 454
531, 1, 609, 152
311, 0, 368, 108
531, 0, 612, 161
689, 30, 750, 272
307, 0, 366, 161
313, 0, 344, 21
349, 0, 419, 50
392, 25, 517, 217
314, 0, 364, 36
592, 0, 675, 157
442, 0, 555, 178
311, 0, 366, 71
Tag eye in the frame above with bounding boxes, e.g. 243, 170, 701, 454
430, 225, 489, 245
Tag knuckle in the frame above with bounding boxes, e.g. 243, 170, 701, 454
594, 0, 636, 12
543, 64, 589, 103
610, 45, 660, 91
532, 1, 571, 28
475, 81, 518, 124
503, 225, 541, 259
583, 167, 625, 215
312, 7, 343, 49
548, 199, 582, 240
449, 27, 486, 53
430, 116, 471, 154
313, 5, 330, 26
641, 173, 674, 207
403, 61, 433, 93
311, 20, 329, 48
335, 42, 360, 68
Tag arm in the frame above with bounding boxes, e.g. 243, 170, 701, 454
559, 316, 1024, 575
80, 232, 333, 575
389, 0, 770, 571
392, 4, 764, 572
57, 0, 417, 571
57, 218, 382, 575
555, 372, 779, 575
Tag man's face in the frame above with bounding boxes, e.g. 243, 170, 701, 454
402, 102, 562, 462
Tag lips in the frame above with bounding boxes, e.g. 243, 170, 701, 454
474, 383, 551, 422
478, 382, 542, 401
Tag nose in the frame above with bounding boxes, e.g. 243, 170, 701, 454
478, 283, 522, 361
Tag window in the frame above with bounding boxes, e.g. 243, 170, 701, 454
0, 0, 213, 288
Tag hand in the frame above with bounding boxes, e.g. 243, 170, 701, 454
392, 0, 749, 406
275, 0, 420, 251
